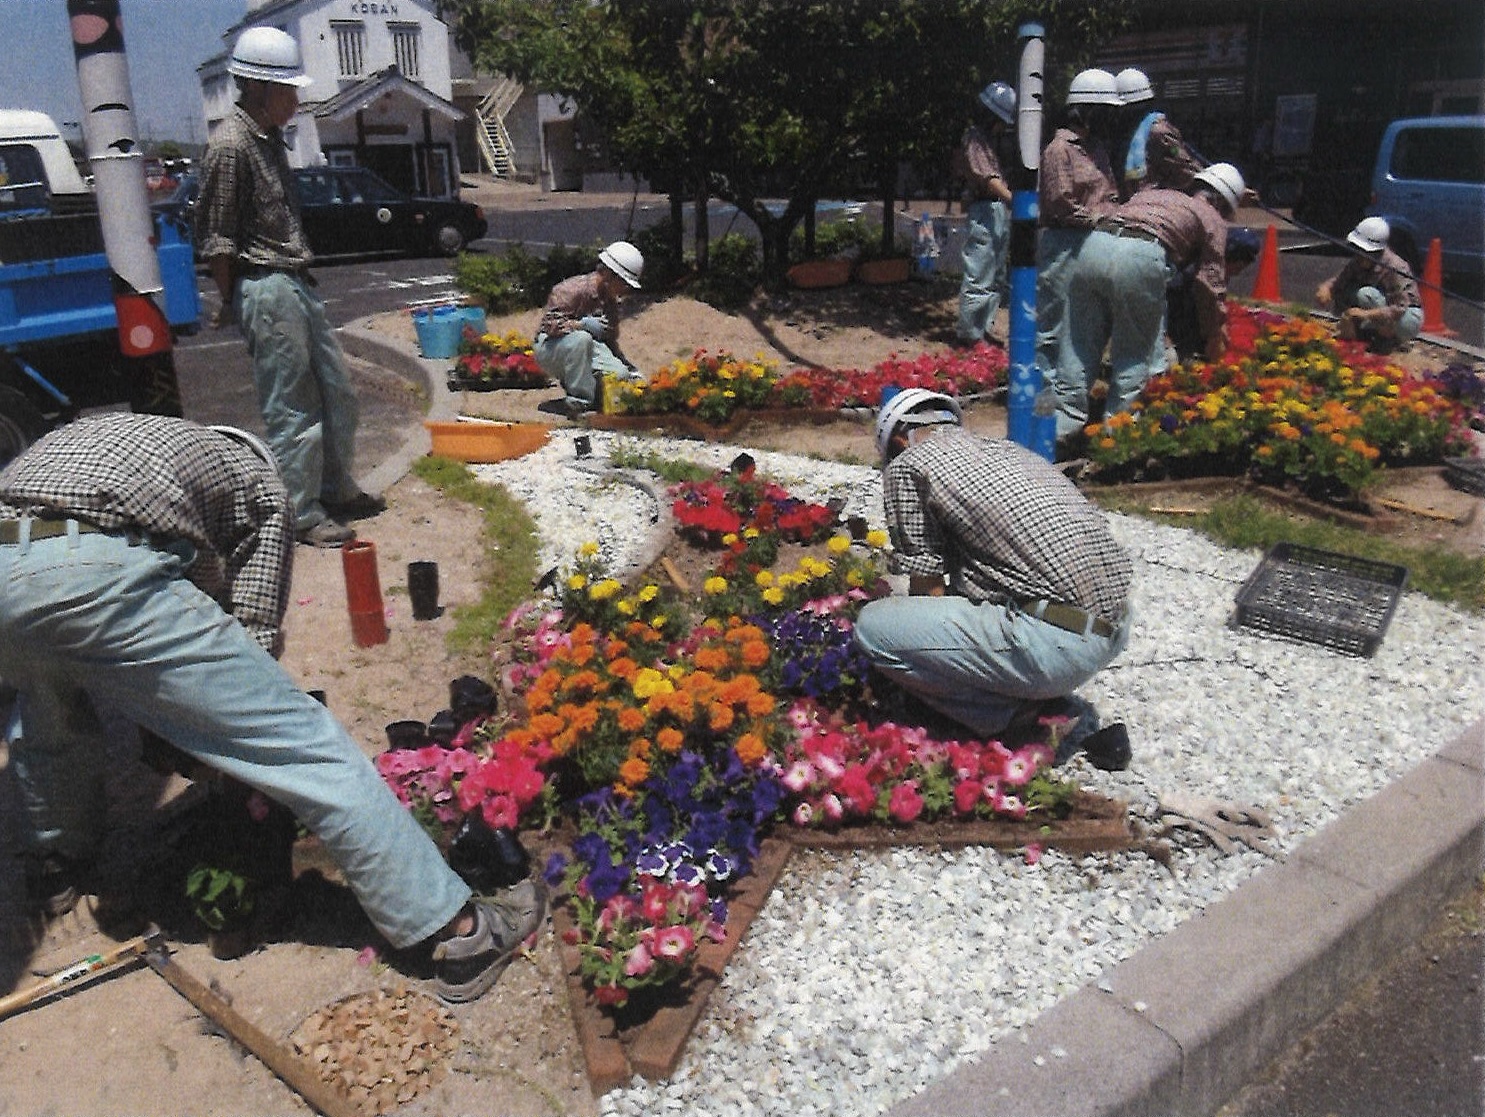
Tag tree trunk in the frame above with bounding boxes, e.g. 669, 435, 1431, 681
880, 173, 896, 256
694, 180, 710, 273
668, 193, 684, 265
803, 205, 816, 259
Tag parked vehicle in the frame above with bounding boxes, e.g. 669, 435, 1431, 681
1367, 115, 1485, 276
293, 166, 487, 257
162, 166, 487, 260
0, 110, 197, 465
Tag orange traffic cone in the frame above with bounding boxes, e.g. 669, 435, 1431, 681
1419, 237, 1457, 337
1251, 224, 1281, 302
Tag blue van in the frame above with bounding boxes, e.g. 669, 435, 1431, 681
1367, 116, 1485, 276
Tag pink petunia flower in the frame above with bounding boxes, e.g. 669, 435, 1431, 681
624, 942, 655, 977
652, 925, 695, 961
888, 781, 924, 823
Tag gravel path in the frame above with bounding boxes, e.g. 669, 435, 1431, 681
474, 430, 1485, 1117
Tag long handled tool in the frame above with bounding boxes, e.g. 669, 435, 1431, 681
0, 930, 153, 1021
137, 932, 362, 1117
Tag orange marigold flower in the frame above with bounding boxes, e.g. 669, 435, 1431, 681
607, 657, 638, 681
746, 692, 776, 717
618, 756, 650, 786
708, 703, 735, 732
528, 712, 565, 738
628, 737, 652, 758
567, 704, 599, 732
657, 726, 685, 753
617, 706, 647, 733
693, 646, 730, 672
739, 639, 770, 669
734, 732, 767, 766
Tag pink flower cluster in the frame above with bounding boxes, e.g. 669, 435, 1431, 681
773, 342, 1006, 409
567, 878, 725, 1008
375, 738, 548, 834
774, 701, 1054, 827
498, 602, 571, 691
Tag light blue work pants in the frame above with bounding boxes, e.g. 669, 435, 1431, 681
237, 272, 361, 532
1034, 226, 1090, 386
533, 331, 628, 407
957, 199, 1010, 343
853, 593, 1129, 740
0, 524, 469, 948
1054, 231, 1172, 437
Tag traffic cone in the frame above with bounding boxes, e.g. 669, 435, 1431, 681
1419, 237, 1457, 337
1251, 224, 1281, 302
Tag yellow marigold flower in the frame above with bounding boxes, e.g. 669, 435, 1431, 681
845, 570, 863, 587
827, 534, 851, 554
589, 578, 621, 601
567, 573, 587, 590
722, 533, 738, 546
631, 667, 675, 699
704, 575, 728, 595
617, 599, 636, 615
865, 529, 889, 548
754, 569, 775, 587
650, 615, 668, 630
762, 586, 785, 605
579, 541, 599, 558
743, 527, 759, 539
667, 663, 687, 680
638, 584, 659, 602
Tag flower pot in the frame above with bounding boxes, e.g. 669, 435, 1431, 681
855, 257, 911, 285
207, 926, 255, 960
424, 420, 551, 463
786, 259, 852, 289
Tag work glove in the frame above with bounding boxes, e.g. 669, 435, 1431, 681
578, 314, 609, 339
1157, 791, 1282, 858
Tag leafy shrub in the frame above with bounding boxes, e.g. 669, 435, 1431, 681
690, 233, 759, 309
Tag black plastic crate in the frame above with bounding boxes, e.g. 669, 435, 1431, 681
1233, 542, 1409, 657
1444, 457, 1485, 498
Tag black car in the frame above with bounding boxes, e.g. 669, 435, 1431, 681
154, 167, 486, 259
292, 166, 487, 258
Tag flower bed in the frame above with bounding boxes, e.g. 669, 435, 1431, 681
448, 328, 550, 391
379, 460, 1092, 1028
1082, 305, 1473, 500
604, 344, 1006, 426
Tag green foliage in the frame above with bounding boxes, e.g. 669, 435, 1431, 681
410, 456, 544, 653
454, 244, 600, 313
185, 864, 254, 931
629, 218, 689, 292
690, 233, 759, 309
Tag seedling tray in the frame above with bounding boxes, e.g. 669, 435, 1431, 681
1233, 542, 1408, 657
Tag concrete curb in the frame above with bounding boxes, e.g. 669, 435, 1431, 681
338, 318, 459, 496
887, 716, 1485, 1117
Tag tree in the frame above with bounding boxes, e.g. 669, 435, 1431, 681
439, 0, 1130, 284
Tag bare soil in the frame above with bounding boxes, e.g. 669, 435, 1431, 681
0, 283, 1479, 1117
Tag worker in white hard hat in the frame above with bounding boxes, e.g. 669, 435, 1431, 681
1316, 217, 1424, 352
197, 26, 385, 550
1034, 70, 1122, 386
1051, 163, 1248, 450
533, 241, 646, 416
851, 388, 1134, 770
952, 81, 1016, 346
1111, 67, 1203, 200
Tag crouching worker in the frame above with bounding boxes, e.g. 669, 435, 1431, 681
852, 390, 1133, 769
1316, 217, 1423, 354
534, 241, 645, 416
0, 414, 543, 1003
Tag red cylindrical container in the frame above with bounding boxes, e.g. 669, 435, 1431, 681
341, 539, 389, 647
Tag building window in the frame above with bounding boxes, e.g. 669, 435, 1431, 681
391, 24, 420, 79
333, 22, 365, 79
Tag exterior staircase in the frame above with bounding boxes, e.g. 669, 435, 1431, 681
476, 76, 523, 178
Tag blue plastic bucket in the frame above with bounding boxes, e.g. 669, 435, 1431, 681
414, 306, 462, 359
459, 305, 488, 339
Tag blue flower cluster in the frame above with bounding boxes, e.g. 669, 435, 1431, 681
757, 608, 872, 700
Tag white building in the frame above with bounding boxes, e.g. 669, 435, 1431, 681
198, 0, 467, 198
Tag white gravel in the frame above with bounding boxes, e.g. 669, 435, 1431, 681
473, 429, 1485, 1117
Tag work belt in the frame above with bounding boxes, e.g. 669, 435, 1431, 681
1095, 220, 1163, 247
0, 518, 106, 545
1017, 598, 1117, 639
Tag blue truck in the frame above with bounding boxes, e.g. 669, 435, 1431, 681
0, 110, 199, 465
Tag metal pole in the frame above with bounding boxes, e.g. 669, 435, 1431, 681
1006, 21, 1045, 449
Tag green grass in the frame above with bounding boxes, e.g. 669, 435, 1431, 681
410, 456, 544, 655
1092, 490, 1485, 613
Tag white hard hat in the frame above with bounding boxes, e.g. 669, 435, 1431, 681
1347, 216, 1390, 253
874, 388, 962, 462
1066, 69, 1122, 107
228, 26, 313, 88
1115, 68, 1154, 104
1193, 162, 1246, 214
598, 241, 644, 288
978, 81, 1017, 125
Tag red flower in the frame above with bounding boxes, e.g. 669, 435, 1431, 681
888, 781, 924, 823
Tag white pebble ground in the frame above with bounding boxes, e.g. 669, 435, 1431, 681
474, 430, 1485, 1117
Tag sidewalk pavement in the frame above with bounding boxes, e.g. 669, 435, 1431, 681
340, 307, 1485, 1117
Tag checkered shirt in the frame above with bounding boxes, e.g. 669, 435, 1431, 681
882, 427, 1132, 623
0, 414, 295, 653
197, 104, 313, 269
